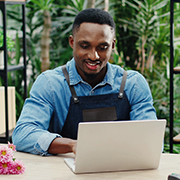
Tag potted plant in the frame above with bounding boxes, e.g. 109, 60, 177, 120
0, 29, 15, 69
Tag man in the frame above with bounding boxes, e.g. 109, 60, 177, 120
12, 8, 157, 155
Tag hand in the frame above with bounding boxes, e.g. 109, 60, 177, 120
71, 140, 77, 155
48, 137, 77, 155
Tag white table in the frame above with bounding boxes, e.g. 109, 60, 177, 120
1, 146, 180, 180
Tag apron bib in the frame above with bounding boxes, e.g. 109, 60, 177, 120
60, 65, 130, 139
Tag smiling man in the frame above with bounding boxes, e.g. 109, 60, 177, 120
12, 8, 157, 155
69, 21, 115, 87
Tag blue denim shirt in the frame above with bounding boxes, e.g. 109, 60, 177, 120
12, 58, 157, 155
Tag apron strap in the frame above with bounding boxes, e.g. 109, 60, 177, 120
118, 70, 128, 99
62, 65, 79, 103
62, 65, 127, 101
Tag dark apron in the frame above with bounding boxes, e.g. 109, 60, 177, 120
60, 65, 130, 139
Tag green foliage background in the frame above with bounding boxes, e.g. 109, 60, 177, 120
2, 0, 180, 153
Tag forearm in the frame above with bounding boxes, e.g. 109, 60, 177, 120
48, 137, 77, 154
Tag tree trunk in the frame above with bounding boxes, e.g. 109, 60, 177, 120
41, 9, 51, 72
146, 46, 154, 70
87, 0, 95, 8
104, 0, 109, 11
87, 0, 109, 11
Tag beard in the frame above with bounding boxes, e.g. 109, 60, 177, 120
83, 71, 99, 81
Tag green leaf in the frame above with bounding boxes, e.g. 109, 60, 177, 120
152, 0, 168, 11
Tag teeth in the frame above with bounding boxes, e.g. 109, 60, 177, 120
88, 62, 96, 66
87, 61, 100, 66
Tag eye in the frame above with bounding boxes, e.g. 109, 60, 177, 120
81, 44, 89, 49
97, 45, 108, 51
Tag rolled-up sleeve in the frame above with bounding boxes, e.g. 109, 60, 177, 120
34, 133, 61, 155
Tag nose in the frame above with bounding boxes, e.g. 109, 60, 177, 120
88, 49, 100, 60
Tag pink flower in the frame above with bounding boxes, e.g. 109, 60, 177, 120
0, 160, 14, 175
10, 159, 25, 174
0, 146, 13, 163
8, 142, 16, 151
0, 144, 25, 175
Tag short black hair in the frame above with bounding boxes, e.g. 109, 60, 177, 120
72, 8, 115, 34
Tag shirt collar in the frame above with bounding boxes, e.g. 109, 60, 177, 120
67, 58, 114, 87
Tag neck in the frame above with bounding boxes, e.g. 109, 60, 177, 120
84, 67, 107, 88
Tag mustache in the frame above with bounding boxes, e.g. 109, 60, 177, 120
84, 59, 101, 63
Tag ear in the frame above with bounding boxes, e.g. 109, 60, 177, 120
69, 35, 74, 49
112, 38, 116, 49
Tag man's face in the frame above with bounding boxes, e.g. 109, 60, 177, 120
69, 22, 115, 84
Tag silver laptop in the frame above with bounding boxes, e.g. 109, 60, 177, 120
64, 119, 166, 174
